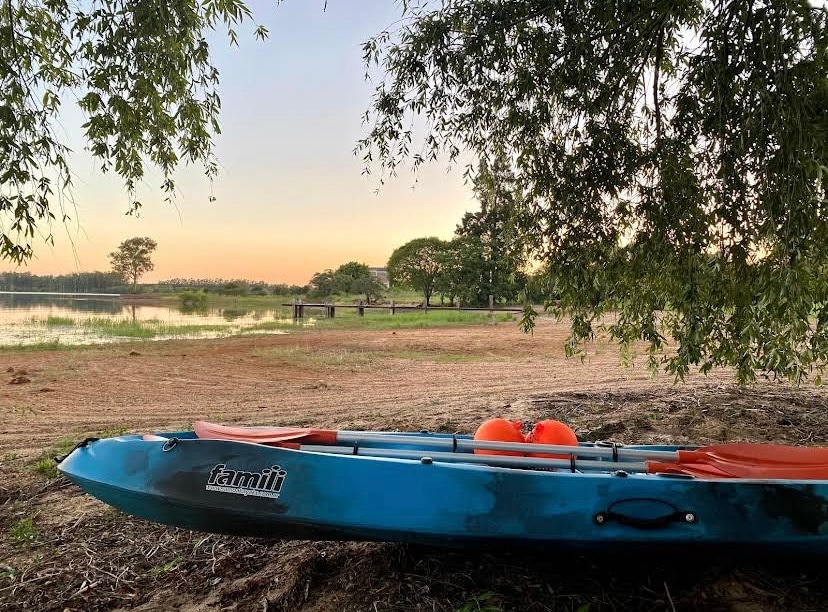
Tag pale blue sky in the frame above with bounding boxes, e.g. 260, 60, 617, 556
15, 1, 476, 284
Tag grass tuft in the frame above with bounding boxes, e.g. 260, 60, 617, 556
255, 346, 379, 369
78, 318, 229, 339
148, 555, 185, 576
45, 316, 74, 326
455, 592, 502, 612
0, 340, 67, 352
9, 518, 39, 545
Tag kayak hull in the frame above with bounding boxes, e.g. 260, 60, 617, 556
58, 433, 828, 553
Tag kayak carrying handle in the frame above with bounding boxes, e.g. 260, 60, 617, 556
594, 498, 696, 530
54, 437, 100, 464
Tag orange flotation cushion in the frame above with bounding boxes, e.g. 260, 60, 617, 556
526, 420, 578, 458
473, 418, 525, 456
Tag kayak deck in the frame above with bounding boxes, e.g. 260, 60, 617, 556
55, 426, 828, 552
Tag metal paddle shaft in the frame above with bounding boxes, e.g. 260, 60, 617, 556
333, 432, 678, 462
298, 444, 649, 473
193, 421, 677, 461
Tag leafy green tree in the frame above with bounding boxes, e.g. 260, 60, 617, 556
309, 262, 379, 300
351, 274, 386, 304
524, 264, 561, 306
0, 0, 268, 262
435, 236, 480, 305
309, 270, 337, 299
335, 261, 371, 281
455, 156, 528, 304
359, 2, 828, 383
332, 261, 371, 294
109, 237, 157, 292
388, 238, 448, 306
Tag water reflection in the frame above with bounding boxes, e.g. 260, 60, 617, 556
179, 303, 210, 316
0, 293, 122, 314
221, 308, 249, 321
0, 293, 297, 346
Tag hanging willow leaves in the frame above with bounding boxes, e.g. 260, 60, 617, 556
0, 0, 269, 262
359, 0, 828, 383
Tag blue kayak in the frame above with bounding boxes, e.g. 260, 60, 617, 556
56, 427, 828, 553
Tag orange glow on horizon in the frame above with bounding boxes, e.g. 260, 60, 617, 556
6, 165, 477, 285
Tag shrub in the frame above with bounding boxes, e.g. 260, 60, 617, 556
180, 290, 208, 309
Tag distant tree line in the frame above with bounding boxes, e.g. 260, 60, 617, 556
0, 271, 124, 293
157, 278, 308, 296
0, 272, 311, 297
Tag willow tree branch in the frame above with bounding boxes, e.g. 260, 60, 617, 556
654, 23, 664, 145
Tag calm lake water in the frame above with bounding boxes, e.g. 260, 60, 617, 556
0, 293, 299, 346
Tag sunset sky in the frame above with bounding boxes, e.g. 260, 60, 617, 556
8, 1, 477, 285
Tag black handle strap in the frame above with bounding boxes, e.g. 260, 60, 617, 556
54, 437, 100, 464
595, 498, 696, 530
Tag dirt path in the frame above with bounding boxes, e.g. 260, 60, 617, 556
2, 320, 828, 611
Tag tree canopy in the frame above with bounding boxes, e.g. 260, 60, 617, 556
437, 157, 529, 306
360, 1, 828, 383
333, 261, 385, 302
308, 261, 385, 303
455, 156, 527, 304
351, 274, 386, 304
109, 237, 157, 291
0, 0, 268, 262
387, 237, 448, 306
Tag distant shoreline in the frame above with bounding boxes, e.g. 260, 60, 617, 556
119, 294, 162, 305
0, 290, 120, 297
0, 290, 162, 305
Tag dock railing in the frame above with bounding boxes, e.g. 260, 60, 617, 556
285, 297, 524, 319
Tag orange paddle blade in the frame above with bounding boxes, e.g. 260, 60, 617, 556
659, 443, 828, 478
648, 459, 828, 479
647, 461, 733, 478
684, 443, 828, 466
193, 421, 337, 445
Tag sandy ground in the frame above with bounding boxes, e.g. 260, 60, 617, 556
2, 319, 828, 611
